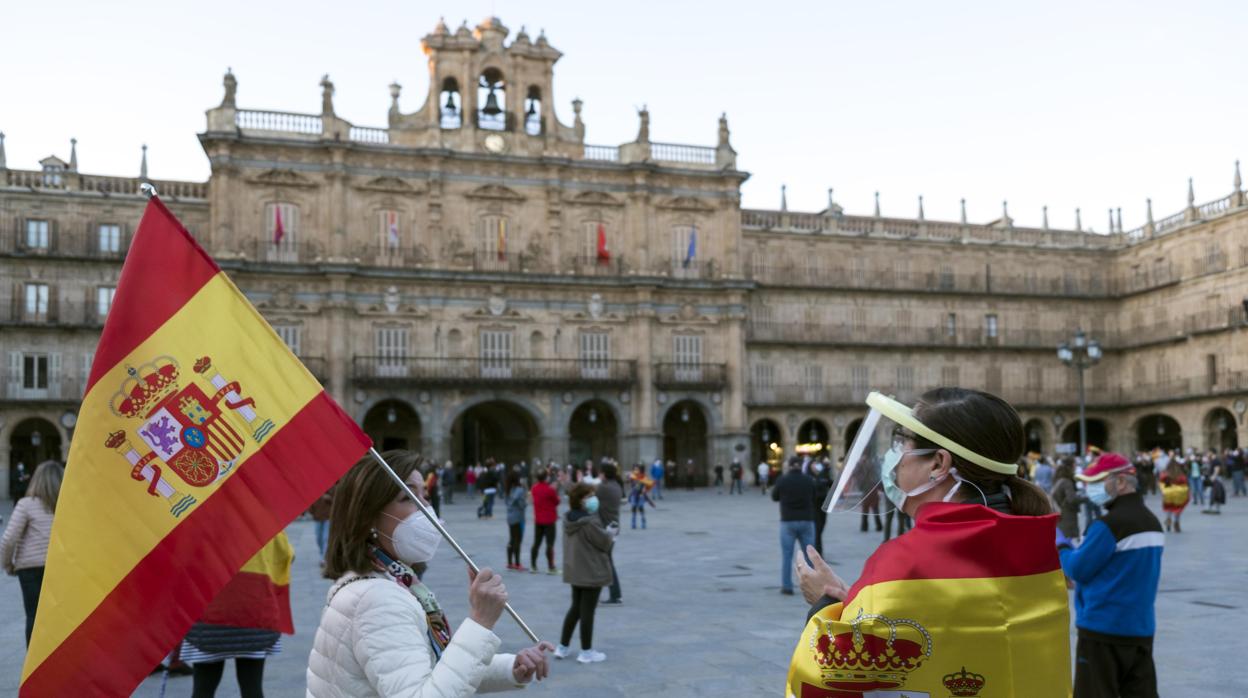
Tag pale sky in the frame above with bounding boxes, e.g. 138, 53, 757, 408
2, 0, 1245, 230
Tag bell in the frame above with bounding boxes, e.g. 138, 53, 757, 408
443, 92, 456, 112
526, 99, 537, 117
482, 89, 502, 116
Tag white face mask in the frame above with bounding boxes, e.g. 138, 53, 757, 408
380, 511, 442, 564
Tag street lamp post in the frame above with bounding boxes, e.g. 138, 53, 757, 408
1057, 328, 1102, 458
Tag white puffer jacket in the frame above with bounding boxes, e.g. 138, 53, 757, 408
307, 572, 523, 697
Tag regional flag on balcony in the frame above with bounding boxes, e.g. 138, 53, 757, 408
20, 197, 370, 697
785, 503, 1070, 697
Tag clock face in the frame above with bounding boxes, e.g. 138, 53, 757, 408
483, 134, 507, 153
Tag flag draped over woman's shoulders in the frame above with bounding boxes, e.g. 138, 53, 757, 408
787, 502, 1071, 698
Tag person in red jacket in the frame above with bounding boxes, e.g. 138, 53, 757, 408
530, 468, 562, 574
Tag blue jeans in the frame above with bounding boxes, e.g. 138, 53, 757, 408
478, 491, 496, 517
1232, 470, 1246, 496
653, 478, 663, 500
314, 520, 330, 560
1190, 475, 1205, 505
730, 479, 744, 494
780, 520, 816, 592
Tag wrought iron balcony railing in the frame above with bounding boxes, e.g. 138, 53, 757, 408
653, 362, 729, 390
351, 357, 636, 387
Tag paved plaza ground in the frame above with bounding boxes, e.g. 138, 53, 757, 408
1, 483, 1246, 697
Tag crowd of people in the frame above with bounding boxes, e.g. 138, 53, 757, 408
9, 392, 1245, 697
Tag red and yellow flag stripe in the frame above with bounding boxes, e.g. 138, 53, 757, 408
22, 198, 370, 696
787, 503, 1072, 698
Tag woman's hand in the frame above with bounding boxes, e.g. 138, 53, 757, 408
467, 566, 508, 630
512, 641, 554, 683
794, 545, 850, 605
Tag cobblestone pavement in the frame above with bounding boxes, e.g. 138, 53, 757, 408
1, 485, 1246, 696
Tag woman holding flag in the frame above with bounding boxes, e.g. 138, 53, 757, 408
308, 450, 552, 697
787, 387, 1071, 698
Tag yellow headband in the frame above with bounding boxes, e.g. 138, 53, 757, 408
867, 392, 1018, 475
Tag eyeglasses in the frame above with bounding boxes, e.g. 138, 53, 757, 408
890, 426, 939, 457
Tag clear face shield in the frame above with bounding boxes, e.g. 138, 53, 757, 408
823, 392, 1016, 514
821, 399, 913, 516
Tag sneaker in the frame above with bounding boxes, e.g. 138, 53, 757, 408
529, 567, 539, 574
780, 588, 795, 596
576, 649, 607, 663
601, 598, 623, 605
547, 567, 560, 575
553, 645, 571, 660
514, 565, 529, 572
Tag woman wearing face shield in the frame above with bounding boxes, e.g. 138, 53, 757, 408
308, 450, 552, 697
787, 387, 1071, 698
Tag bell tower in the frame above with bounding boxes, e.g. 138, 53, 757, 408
389, 17, 585, 158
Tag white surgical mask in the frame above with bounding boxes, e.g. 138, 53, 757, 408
1085, 481, 1112, 507
880, 444, 947, 510
585, 496, 600, 513
380, 511, 442, 564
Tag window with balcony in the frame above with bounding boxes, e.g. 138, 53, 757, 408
98, 224, 121, 254
25, 220, 50, 250
479, 214, 508, 262
378, 210, 401, 251
579, 331, 610, 378
96, 286, 115, 321
896, 366, 914, 395
939, 266, 955, 291
984, 314, 999, 339
10, 352, 59, 399
673, 334, 703, 381
24, 283, 49, 322
375, 326, 409, 377
264, 202, 300, 261
803, 365, 824, 401
851, 366, 870, 398
753, 363, 775, 387
985, 365, 1002, 394
945, 313, 957, 338
275, 324, 302, 356
23, 354, 48, 391
481, 330, 514, 378
671, 224, 699, 274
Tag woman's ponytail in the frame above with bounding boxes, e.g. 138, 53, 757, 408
1005, 475, 1054, 516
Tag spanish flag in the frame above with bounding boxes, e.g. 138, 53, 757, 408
786, 503, 1071, 698
21, 197, 371, 696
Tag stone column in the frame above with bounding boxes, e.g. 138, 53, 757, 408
326, 273, 350, 407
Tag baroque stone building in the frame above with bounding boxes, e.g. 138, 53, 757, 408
3, 16, 1247, 497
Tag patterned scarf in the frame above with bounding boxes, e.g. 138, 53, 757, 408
368, 546, 453, 659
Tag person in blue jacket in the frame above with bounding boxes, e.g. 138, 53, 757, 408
1057, 452, 1163, 698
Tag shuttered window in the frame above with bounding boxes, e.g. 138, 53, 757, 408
579, 331, 610, 378
481, 330, 514, 378
375, 326, 409, 377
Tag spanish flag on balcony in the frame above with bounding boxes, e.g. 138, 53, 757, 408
20, 197, 370, 697
786, 503, 1071, 698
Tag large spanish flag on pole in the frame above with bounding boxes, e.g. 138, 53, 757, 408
786, 503, 1071, 698
21, 195, 371, 696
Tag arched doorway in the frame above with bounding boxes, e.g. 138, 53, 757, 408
749, 418, 784, 471
797, 419, 831, 460
1135, 414, 1181, 452
1060, 418, 1109, 451
844, 418, 865, 456
452, 400, 539, 466
1204, 408, 1238, 451
663, 401, 709, 485
9, 417, 61, 500
1023, 419, 1048, 455
569, 400, 618, 465
362, 400, 422, 452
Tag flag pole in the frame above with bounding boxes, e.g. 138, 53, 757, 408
367, 447, 540, 644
